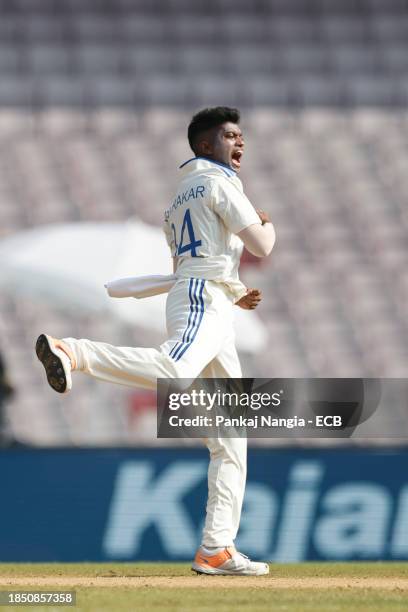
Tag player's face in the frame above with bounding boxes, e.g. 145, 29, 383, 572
210, 122, 245, 172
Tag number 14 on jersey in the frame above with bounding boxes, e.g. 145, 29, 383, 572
171, 208, 202, 257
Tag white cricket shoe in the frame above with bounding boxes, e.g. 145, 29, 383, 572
192, 546, 269, 576
35, 334, 72, 394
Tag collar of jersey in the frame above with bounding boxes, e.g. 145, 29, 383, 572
179, 156, 237, 178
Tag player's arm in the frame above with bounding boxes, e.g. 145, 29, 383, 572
172, 257, 178, 273
238, 210, 275, 258
210, 181, 275, 258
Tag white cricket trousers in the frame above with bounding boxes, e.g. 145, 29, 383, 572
63, 278, 247, 548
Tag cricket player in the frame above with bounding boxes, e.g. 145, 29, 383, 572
36, 107, 275, 575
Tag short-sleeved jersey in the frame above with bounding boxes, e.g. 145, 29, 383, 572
163, 157, 260, 301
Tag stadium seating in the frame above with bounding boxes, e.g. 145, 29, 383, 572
0, 1, 406, 106
0, 0, 407, 445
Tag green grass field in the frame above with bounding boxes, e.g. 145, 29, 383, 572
0, 562, 407, 611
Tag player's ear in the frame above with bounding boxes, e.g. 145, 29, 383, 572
197, 138, 213, 156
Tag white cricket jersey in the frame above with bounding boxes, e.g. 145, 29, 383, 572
163, 157, 260, 301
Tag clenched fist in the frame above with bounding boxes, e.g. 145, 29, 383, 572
236, 288, 262, 310
256, 209, 271, 225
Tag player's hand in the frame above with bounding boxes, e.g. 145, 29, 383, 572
235, 288, 262, 310
256, 209, 271, 225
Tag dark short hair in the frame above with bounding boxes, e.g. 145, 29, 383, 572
188, 106, 240, 154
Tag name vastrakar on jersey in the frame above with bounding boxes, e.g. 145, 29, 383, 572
164, 185, 205, 221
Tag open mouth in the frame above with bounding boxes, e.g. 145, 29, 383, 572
231, 150, 243, 169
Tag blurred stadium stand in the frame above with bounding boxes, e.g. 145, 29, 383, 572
0, 0, 407, 445
0, 0, 407, 106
